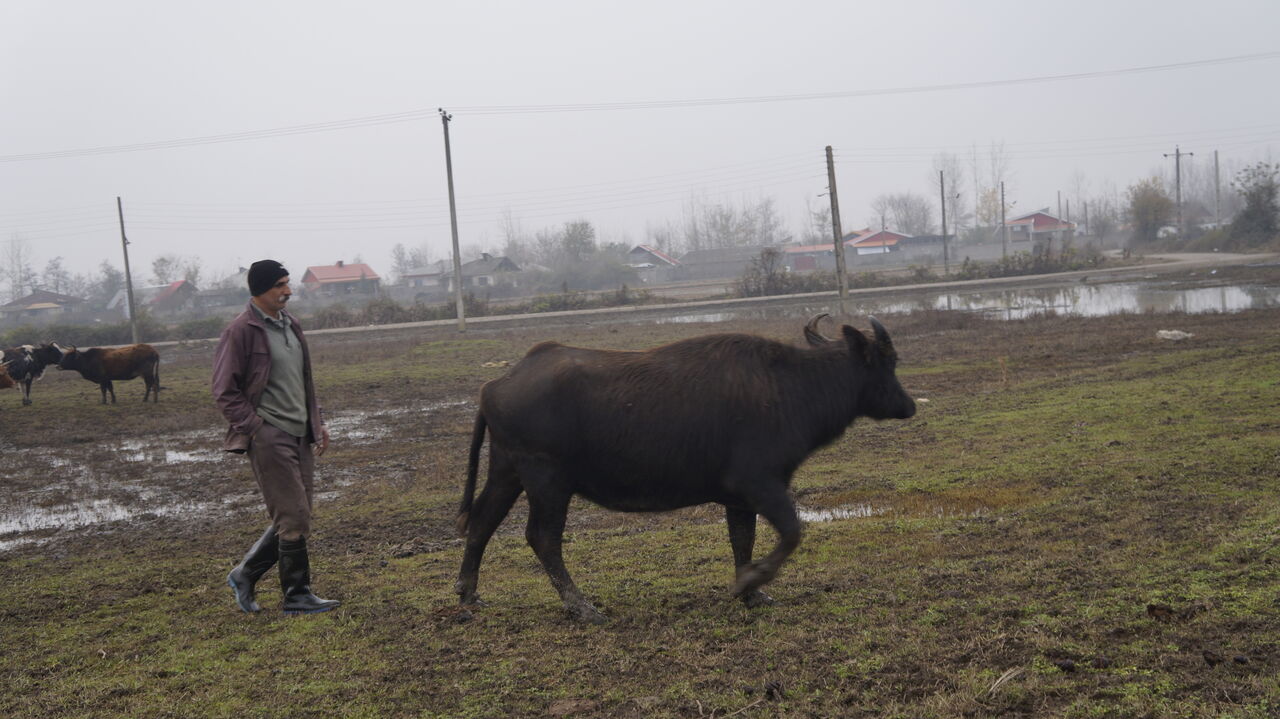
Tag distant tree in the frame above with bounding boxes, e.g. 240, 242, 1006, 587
1229, 161, 1279, 246
182, 257, 202, 288
2, 236, 37, 301
90, 261, 125, 305
1086, 195, 1120, 244
1126, 178, 1175, 245
42, 256, 72, 294
801, 199, 833, 245
560, 220, 597, 263
869, 192, 934, 236
643, 221, 680, 256
973, 187, 1002, 230
152, 255, 181, 285
933, 153, 968, 238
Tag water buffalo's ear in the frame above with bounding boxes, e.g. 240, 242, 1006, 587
804, 313, 832, 347
841, 324, 871, 361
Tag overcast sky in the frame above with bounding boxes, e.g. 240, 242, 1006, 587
3, 0, 1279, 285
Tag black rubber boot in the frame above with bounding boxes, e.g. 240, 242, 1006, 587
278, 537, 340, 615
226, 524, 278, 613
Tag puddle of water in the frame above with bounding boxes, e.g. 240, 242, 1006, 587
799, 502, 992, 523
657, 281, 1280, 324
0, 399, 476, 553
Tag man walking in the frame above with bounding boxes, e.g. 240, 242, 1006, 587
213, 259, 340, 615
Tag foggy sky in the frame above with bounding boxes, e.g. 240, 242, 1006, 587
3, 0, 1279, 287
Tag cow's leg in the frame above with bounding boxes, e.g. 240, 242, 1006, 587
21, 379, 32, 406
107, 381, 117, 404
726, 505, 774, 608
523, 476, 604, 624
730, 482, 802, 600
455, 447, 523, 607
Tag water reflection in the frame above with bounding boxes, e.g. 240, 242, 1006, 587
659, 281, 1280, 324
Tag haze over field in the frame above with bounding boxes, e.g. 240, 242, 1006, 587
2, 0, 1278, 287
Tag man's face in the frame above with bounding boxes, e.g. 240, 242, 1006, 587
255, 275, 292, 314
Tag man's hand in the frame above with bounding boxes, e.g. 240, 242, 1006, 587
315, 424, 331, 457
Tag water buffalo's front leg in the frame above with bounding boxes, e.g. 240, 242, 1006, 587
730, 481, 802, 600
725, 505, 774, 608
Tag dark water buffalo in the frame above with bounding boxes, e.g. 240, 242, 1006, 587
0, 343, 61, 405
455, 315, 916, 622
54, 343, 161, 404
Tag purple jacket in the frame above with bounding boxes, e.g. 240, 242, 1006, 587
212, 302, 324, 452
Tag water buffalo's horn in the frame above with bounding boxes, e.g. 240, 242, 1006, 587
804, 313, 832, 346
869, 316, 892, 347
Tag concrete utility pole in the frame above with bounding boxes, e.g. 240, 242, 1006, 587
939, 170, 950, 275
1000, 181, 1008, 260
1163, 145, 1193, 237
116, 196, 139, 344
825, 146, 848, 314
1214, 149, 1221, 229
439, 109, 466, 332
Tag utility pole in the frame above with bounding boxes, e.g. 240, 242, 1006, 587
439, 109, 466, 332
1163, 145, 1193, 237
1083, 200, 1089, 237
1000, 181, 1008, 260
1057, 190, 1062, 218
1214, 150, 1221, 229
825, 146, 848, 314
116, 196, 139, 344
939, 170, 950, 275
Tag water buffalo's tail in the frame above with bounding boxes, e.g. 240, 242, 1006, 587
456, 410, 487, 536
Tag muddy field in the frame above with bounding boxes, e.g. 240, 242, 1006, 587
1, 261, 1279, 717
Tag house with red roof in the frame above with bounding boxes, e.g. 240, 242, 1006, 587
782, 229, 868, 271
627, 245, 680, 282
850, 229, 911, 256
1005, 210, 1077, 249
107, 279, 199, 318
301, 260, 381, 296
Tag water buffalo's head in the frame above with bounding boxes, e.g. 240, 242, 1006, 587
805, 314, 916, 421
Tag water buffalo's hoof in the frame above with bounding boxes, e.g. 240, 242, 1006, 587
740, 588, 775, 609
568, 602, 608, 625
732, 561, 773, 598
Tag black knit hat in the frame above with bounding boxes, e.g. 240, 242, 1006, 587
247, 260, 289, 296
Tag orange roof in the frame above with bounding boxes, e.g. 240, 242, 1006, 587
851, 230, 908, 248
303, 262, 380, 284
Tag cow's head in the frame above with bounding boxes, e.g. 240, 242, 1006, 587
51, 342, 79, 369
804, 314, 916, 421
30, 343, 62, 366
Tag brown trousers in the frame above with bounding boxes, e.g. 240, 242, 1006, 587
248, 421, 315, 542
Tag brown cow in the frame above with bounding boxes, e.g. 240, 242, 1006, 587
0, 363, 13, 390
455, 315, 916, 622
53, 343, 161, 403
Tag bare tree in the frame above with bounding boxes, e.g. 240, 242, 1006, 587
152, 254, 181, 285
932, 153, 968, 238
869, 192, 934, 236
42, 256, 72, 294
2, 235, 37, 301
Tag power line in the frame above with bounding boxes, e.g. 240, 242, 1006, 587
3, 51, 1277, 163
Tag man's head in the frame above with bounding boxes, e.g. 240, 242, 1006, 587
248, 260, 291, 317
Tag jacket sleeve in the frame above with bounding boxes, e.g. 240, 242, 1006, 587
211, 324, 264, 437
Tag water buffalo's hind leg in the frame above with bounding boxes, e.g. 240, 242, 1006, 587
455, 447, 523, 607
726, 505, 774, 608
522, 466, 606, 624
730, 480, 801, 600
